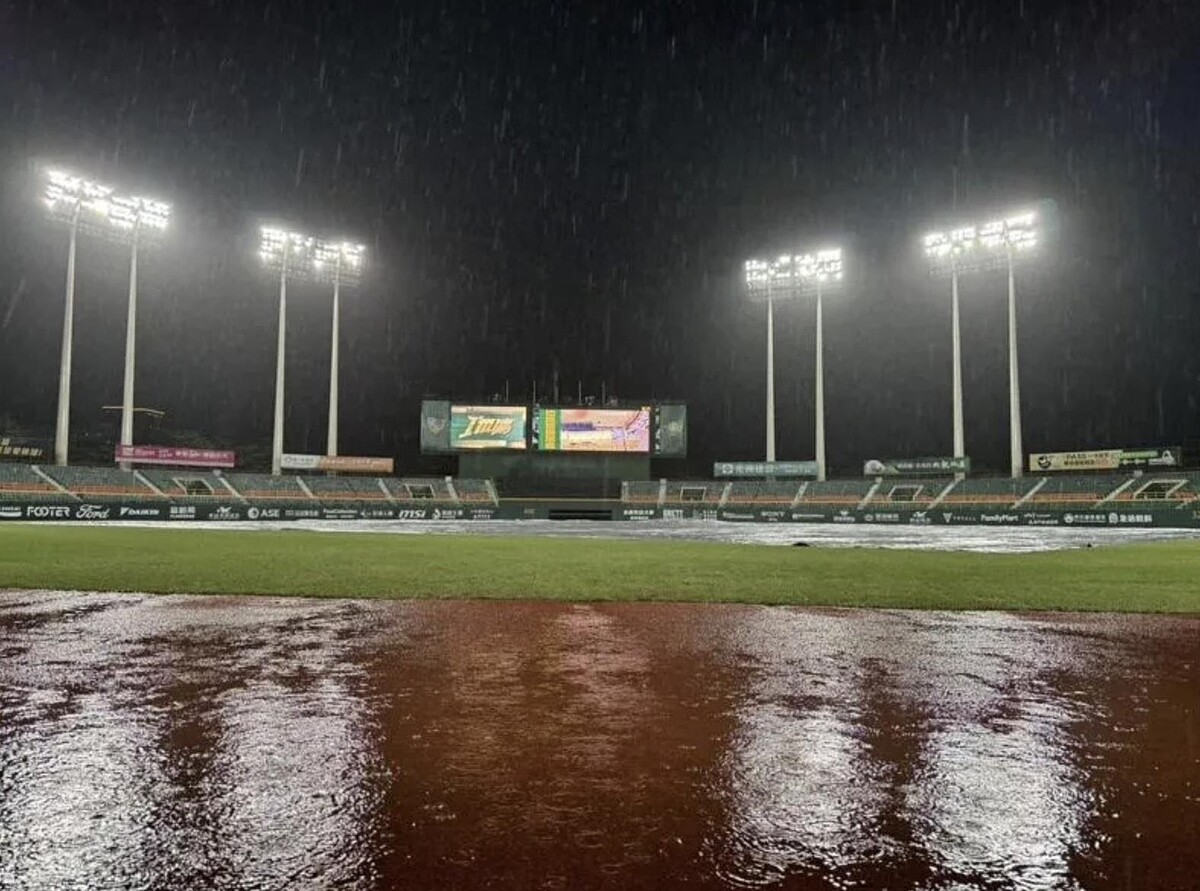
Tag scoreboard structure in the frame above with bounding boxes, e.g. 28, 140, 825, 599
420, 400, 687, 497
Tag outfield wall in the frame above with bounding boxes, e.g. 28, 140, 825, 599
2, 498, 1200, 528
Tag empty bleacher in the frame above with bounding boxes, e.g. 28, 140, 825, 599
940, 477, 1039, 508
723, 481, 802, 506
40, 465, 158, 501
223, 473, 313, 507
138, 469, 231, 503
0, 464, 72, 502
453, 478, 498, 505
662, 481, 725, 505
302, 475, 390, 504
1026, 474, 1130, 508
800, 480, 874, 506
382, 478, 457, 504
864, 479, 953, 509
623, 481, 661, 505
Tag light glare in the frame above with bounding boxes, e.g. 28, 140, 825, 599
258, 225, 366, 284
745, 247, 843, 298
923, 209, 1040, 273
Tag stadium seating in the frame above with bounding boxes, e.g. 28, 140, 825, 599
1109, 473, 1200, 507
1026, 474, 1130, 508
723, 481, 802, 506
40, 465, 159, 501
624, 481, 661, 504
382, 477, 457, 504
453, 478, 499, 505
138, 469, 233, 503
302, 475, 390, 503
864, 479, 953, 509
223, 473, 313, 503
662, 481, 725, 505
941, 477, 1039, 507
0, 464, 73, 502
800, 480, 874, 505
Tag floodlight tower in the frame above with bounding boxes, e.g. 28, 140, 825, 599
312, 239, 366, 457
258, 228, 365, 473
743, 248, 844, 479
923, 208, 1041, 478
109, 195, 171, 468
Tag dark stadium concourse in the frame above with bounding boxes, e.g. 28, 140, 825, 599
1, 592, 1199, 890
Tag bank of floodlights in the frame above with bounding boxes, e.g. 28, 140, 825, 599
258, 226, 365, 285
44, 169, 171, 242
923, 210, 1038, 275
744, 248, 843, 299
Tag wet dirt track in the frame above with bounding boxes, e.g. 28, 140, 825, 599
1, 593, 1197, 890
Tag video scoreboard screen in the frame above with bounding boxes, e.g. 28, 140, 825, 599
449, 405, 527, 450
535, 407, 651, 453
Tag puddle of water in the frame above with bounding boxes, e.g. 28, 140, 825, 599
1, 592, 1197, 889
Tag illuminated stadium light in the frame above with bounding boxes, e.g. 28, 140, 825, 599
923, 210, 1039, 274
922, 203, 1053, 480
743, 244, 844, 478
744, 248, 843, 299
42, 168, 173, 467
257, 225, 368, 470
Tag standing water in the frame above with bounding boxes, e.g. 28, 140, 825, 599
0, 592, 1197, 889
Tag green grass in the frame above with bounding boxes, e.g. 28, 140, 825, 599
1, 525, 1198, 612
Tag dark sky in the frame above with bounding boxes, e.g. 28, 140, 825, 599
0, 0, 1198, 474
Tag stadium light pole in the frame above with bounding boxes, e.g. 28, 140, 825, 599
259, 227, 365, 473
313, 239, 366, 457
44, 171, 113, 465
923, 208, 1041, 479
109, 195, 171, 469
743, 248, 844, 479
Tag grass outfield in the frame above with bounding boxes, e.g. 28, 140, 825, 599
1, 525, 1199, 612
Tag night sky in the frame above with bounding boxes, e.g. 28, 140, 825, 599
0, 0, 1197, 475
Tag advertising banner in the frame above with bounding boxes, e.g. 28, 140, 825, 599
280, 454, 394, 473
450, 405, 528, 450
863, 456, 970, 476
420, 400, 452, 453
0, 436, 50, 462
114, 445, 235, 468
537, 407, 651, 453
713, 461, 819, 478
1029, 447, 1182, 473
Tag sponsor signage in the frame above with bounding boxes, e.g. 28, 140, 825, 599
450, 405, 528, 451
1029, 447, 1182, 473
118, 505, 167, 520
714, 461, 819, 479
863, 456, 970, 476
280, 454, 394, 474
115, 445, 236, 468
0, 436, 49, 461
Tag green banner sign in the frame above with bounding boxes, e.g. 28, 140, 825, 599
713, 461, 818, 478
863, 456, 970, 476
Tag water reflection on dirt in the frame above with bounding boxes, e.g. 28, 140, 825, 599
0, 593, 1197, 889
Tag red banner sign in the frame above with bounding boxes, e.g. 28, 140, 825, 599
115, 445, 236, 468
